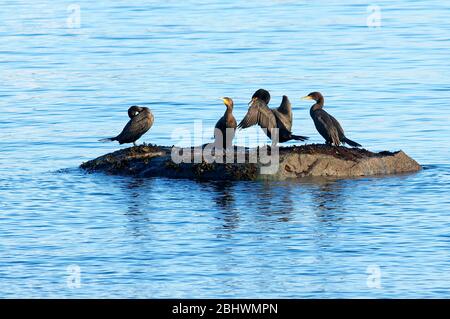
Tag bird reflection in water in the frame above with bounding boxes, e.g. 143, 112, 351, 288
253, 182, 295, 224
121, 178, 155, 238
305, 178, 352, 258
206, 181, 296, 237
309, 179, 347, 224
207, 181, 240, 237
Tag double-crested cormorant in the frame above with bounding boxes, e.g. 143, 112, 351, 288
302, 92, 361, 147
214, 97, 237, 149
100, 105, 154, 146
238, 89, 309, 145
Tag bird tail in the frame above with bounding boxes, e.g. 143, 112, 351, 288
99, 137, 115, 142
343, 137, 361, 147
290, 134, 309, 142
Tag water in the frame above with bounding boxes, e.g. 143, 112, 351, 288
0, 0, 449, 298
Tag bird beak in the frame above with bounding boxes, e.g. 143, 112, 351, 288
248, 97, 257, 106
220, 97, 227, 105
301, 96, 313, 100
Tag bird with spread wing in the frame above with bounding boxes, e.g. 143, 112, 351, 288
238, 89, 309, 146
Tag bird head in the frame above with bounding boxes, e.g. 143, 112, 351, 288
220, 97, 234, 109
249, 88, 270, 106
128, 105, 143, 118
302, 92, 324, 102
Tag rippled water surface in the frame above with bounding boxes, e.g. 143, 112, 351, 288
1, 0, 450, 298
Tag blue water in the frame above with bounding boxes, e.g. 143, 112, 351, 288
1, 0, 450, 298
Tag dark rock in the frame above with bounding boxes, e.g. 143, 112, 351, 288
80, 144, 421, 180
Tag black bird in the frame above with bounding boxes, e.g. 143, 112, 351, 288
302, 92, 361, 147
238, 89, 308, 145
100, 105, 154, 146
214, 97, 237, 149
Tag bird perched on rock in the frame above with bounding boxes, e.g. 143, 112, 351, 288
100, 105, 154, 146
238, 89, 308, 145
214, 97, 237, 149
302, 92, 361, 147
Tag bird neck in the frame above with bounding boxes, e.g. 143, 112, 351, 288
310, 98, 324, 112
224, 106, 233, 122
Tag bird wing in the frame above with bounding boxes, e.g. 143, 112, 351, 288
273, 96, 293, 132
214, 116, 225, 138
329, 114, 345, 138
116, 111, 152, 142
215, 115, 226, 131
213, 116, 224, 143
313, 110, 341, 144
238, 100, 276, 130
215, 114, 237, 147
272, 109, 292, 132
276, 96, 292, 117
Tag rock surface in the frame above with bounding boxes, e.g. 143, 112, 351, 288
80, 144, 421, 181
